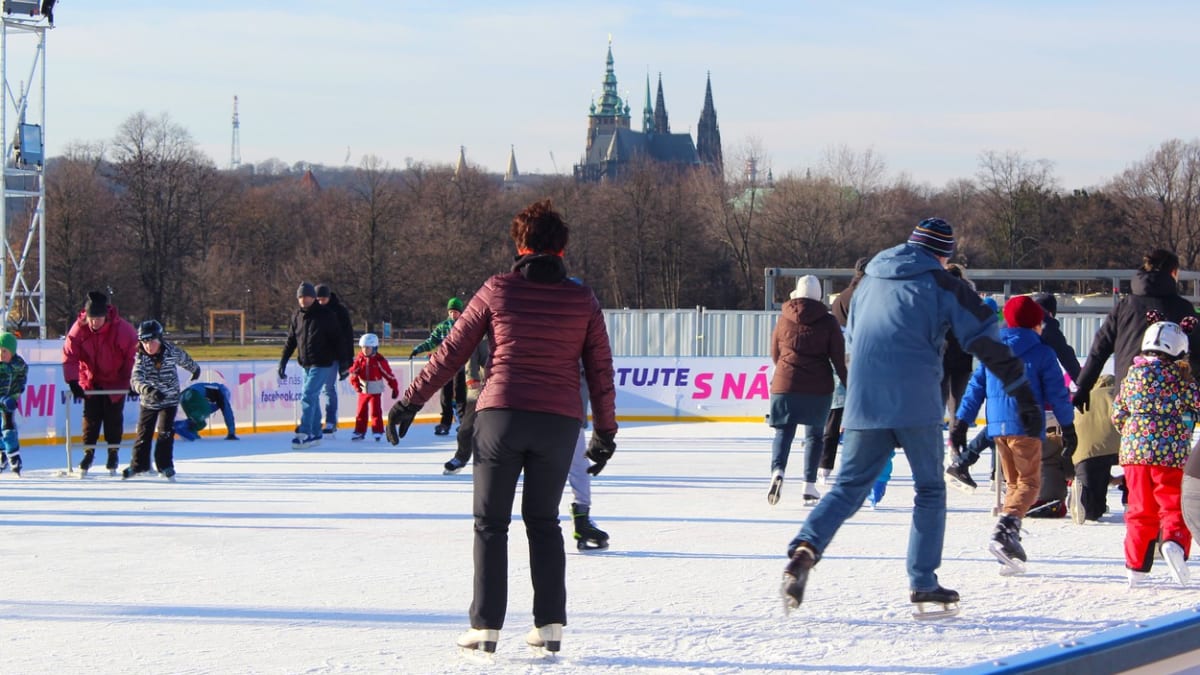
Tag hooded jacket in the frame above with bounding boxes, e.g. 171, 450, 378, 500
1113, 356, 1200, 468
402, 254, 617, 436
956, 327, 1074, 439
770, 298, 846, 395
61, 304, 138, 402
843, 243, 1030, 429
1076, 269, 1200, 394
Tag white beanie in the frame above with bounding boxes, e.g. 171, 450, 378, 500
790, 275, 822, 301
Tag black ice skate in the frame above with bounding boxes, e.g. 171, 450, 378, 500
910, 586, 960, 620
572, 503, 609, 551
944, 463, 977, 493
780, 543, 819, 614
434, 424, 451, 436
989, 514, 1027, 575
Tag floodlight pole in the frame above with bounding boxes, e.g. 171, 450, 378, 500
0, 11, 47, 339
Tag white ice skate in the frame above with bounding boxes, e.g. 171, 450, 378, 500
1163, 541, 1190, 587
456, 628, 499, 659
767, 470, 783, 505
525, 623, 562, 657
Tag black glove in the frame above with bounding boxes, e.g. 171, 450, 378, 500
948, 419, 969, 456
190, 368, 200, 381
67, 380, 85, 403
408, 349, 418, 359
585, 431, 616, 476
1061, 423, 1078, 461
385, 398, 420, 445
143, 388, 164, 405
339, 368, 350, 381
0, 396, 17, 413
277, 364, 287, 381
1072, 388, 1090, 414
127, 388, 140, 403
1013, 386, 1044, 438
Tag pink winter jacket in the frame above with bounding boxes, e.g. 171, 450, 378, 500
61, 305, 138, 402
404, 271, 617, 436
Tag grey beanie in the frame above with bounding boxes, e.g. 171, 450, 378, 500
297, 282, 316, 298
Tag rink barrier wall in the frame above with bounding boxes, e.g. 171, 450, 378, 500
948, 605, 1200, 674
15, 353, 848, 448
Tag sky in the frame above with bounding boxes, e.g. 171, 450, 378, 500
21, 1, 1200, 189
4, 421, 1197, 673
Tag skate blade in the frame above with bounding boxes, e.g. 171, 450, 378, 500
912, 602, 960, 620
988, 543, 1026, 575
458, 647, 495, 664
526, 643, 560, 658
802, 497, 819, 507
576, 540, 609, 552
948, 480, 977, 495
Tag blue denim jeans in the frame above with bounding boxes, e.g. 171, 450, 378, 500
771, 423, 823, 482
961, 427, 993, 467
789, 424, 948, 591
301, 366, 335, 437
322, 371, 338, 428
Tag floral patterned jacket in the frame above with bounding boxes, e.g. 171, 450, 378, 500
1112, 355, 1200, 468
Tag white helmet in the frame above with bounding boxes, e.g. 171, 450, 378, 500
1142, 321, 1188, 359
359, 333, 380, 349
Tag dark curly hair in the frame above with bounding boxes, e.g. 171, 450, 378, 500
511, 199, 569, 254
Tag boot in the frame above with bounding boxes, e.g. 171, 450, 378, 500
106, 448, 120, 476
781, 542, 820, 612
456, 628, 499, 654
525, 623, 563, 654
79, 447, 96, 475
572, 503, 609, 550
990, 514, 1026, 573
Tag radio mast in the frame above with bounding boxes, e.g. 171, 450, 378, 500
230, 95, 241, 170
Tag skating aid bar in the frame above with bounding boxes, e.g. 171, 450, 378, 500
61, 389, 130, 475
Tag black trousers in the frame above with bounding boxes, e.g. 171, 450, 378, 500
820, 406, 843, 471
941, 364, 972, 421
81, 394, 125, 447
469, 409, 579, 630
439, 370, 467, 427
130, 405, 178, 473
451, 399, 478, 465
1075, 455, 1118, 520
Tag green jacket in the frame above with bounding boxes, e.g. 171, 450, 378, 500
412, 317, 455, 356
1072, 384, 1120, 462
0, 354, 27, 399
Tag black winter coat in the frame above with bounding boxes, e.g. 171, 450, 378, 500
326, 293, 355, 368
1040, 314, 1081, 381
280, 302, 341, 369
1076, 269, 1200, 395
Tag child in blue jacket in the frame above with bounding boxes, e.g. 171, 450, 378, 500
952, 296, 1076, 573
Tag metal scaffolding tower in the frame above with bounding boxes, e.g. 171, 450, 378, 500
0, 3, 47, 338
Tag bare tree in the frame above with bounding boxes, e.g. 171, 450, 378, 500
975, 150, 1058, 268
1108, 139, 1200, 268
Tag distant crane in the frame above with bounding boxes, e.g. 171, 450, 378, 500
549, 151, 559, 174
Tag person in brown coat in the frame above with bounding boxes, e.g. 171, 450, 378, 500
1068, 374, 1121, 523
385, 198, 616, 657
767, 275, 847, 506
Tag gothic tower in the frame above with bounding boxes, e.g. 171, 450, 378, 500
585, 39, 631, 153
696, 72, 723, 174
653, 74, 670, 134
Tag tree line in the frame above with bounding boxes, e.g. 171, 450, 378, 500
40, 111, 1200, 337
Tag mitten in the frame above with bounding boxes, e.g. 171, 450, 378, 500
390, 385, 399, 399
585, 430, 617, 476
143, 388, 164, 405
190, 368, 200, 381
277, 364, 287, 381
1013, 386, 1044, 438
67, 380, 85, 402
339, 368, 350, 381
1061, 424, 1078, 460
948, 419, 969, 456
1072, 388, 1090, 414
0, 396, 17, 412
127, 388, 140, 402
385, 398, 421, 445
408, 349, 418, 359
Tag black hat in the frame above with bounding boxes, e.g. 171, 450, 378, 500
297, 282, 316, 299
1031, 292, 1057, 317
85, 291, 109, 317
315, 284, 331, 299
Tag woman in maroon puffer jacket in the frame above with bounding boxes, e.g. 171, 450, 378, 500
386, 199, 616, 657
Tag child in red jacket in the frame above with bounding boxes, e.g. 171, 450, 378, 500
348, 334, 398, 441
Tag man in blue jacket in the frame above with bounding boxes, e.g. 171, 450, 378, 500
780, 218, 1043, 619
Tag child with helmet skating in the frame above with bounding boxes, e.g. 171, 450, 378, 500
125, 320, 200, 481
1112, 312, 1200, 588
348, 333, 399, 441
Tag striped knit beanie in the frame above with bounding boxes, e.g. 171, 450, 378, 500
908, 218, 955, 258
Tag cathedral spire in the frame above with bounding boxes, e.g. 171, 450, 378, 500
653, 73, 669, 134
643, 73, 654, 133
696, 72, 723, 175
